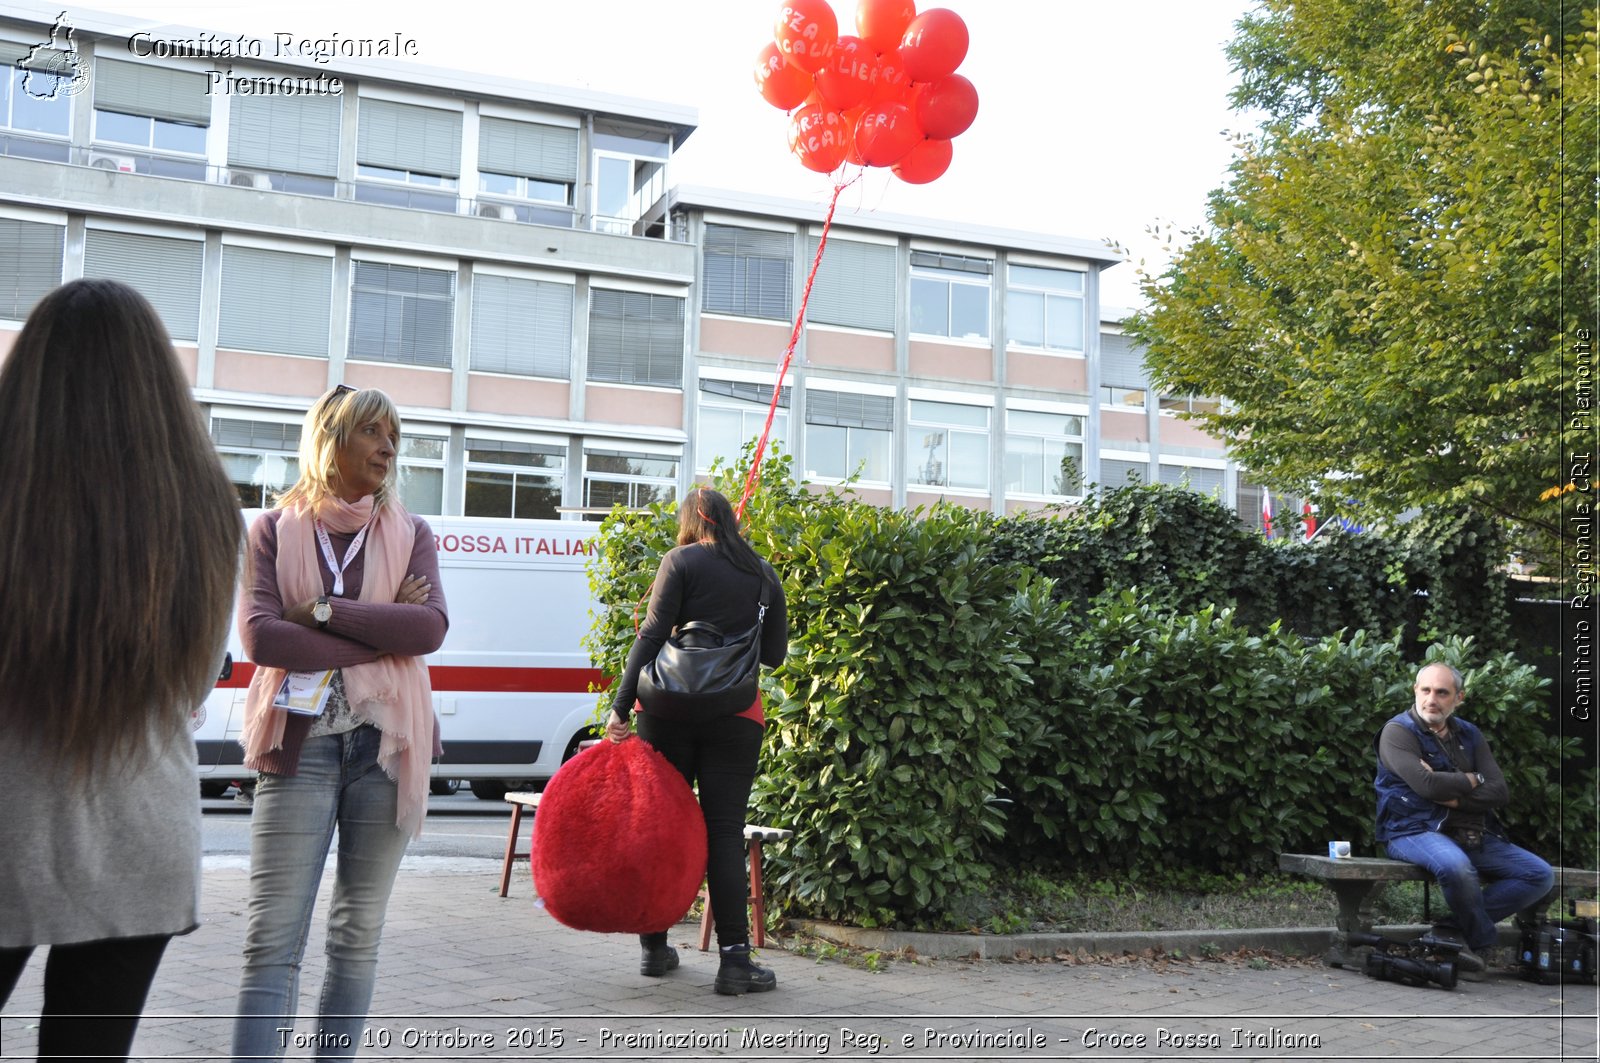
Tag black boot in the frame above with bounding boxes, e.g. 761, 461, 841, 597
715, 943, 776, 995
639, 932, 679, 977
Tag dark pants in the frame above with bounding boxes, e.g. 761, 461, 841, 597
635, 712, 764, 949
0, 933, 171, 1061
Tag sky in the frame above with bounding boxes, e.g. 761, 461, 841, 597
67, 0, 1259, 310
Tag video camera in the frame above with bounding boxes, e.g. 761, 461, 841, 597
1348, 931, 1460, 990
1516, 899, 1598, 985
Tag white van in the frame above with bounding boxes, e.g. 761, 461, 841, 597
193, 513, 605, 801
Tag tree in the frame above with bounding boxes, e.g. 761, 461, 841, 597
1127, 0, 1595, 567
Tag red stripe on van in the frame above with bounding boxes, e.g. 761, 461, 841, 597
217, 663, 606, 693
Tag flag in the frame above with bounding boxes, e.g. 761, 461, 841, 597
1303, 501, 1318, 540
1262, 490, 1274, 539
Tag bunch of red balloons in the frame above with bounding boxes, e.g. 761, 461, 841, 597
754, 0, 979, 184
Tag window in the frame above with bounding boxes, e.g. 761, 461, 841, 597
696, 379, 789, 473
349, 261, 455, 368
703, 224, 791, 320
1159, 463, 1224, 498
0, 40, 72, 138
582, 449, 678, 518
907, 399, 989, 491
804, 389, 892, 483
1006, 264, 1085, 352
398, 433, 447, 515
211, 416, 300, 507
0, 217, 64, 321
1159, 394, 1224, 416
1004, 409, 1084, 498
218, 245, 332, 357
471, 274, 572, 378
464, 436, 564, 519
590, 126, 668, 236
1100, 332, 1150, 407
92, 59, 209, 171
227, 91, 340, 191
805, 237, 895, 331
910, 251, 990, 341
587, 288, 685, 388
477, 116, 576, 224
82, 229, 203, 341
1099, 457, 1151, 487
355, 98, 461, 210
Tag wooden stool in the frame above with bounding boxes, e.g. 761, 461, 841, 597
497, 791, 541, 898
698, 824, 794, 950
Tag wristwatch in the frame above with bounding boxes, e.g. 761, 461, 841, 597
312, 595, 332, 630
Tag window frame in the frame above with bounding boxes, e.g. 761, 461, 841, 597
347, 258, 457, 369
695, 377, 790, 474
909, 251, 992, 343
462, 433, 567, 521
1005, 263, 1086, 355
1003, 407, 1086, 501
905, 397, 991, 493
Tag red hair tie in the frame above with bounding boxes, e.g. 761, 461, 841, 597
698, 508, 715, 525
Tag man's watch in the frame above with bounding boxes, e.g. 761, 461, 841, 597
312, 596, 332, 630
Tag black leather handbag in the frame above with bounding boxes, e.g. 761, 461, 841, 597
638, 590, 769, 724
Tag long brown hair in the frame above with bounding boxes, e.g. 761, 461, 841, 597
0, 279, 242, 776
677, 487, 770, 586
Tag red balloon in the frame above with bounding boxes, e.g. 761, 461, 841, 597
868, 47, 911, 104
891, 137, 952, 184
900, 8, 969, 82
855, 0, 917, 55
841, 104, 868, 165
775, 0, 839, 75
853, 101, 920, 167
754, 41, 815, 110
815, 34, 874, 111
911, 74, 978, 139
788, 103, 851, 173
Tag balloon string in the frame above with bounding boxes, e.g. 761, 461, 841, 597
735, 173, 854, 520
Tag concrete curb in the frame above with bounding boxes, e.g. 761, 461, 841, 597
792, 921, 1409, 961
791, 921, 1529, 961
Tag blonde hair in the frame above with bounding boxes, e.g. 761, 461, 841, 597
276, 386, 403, 512
0, 279, 242, 777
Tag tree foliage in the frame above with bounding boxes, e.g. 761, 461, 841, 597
1128, 0, 1596, 564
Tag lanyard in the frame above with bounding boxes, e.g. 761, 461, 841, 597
314, 518, 370, 598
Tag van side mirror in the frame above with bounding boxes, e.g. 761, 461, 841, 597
218, 652, 233, 683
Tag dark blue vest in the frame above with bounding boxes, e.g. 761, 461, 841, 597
1373, 710, 1494, 843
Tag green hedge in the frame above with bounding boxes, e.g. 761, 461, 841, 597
583, 455, 1593, 929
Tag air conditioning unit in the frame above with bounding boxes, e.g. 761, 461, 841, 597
88, 152, 136, 173
227, 169, 273, 190
476, 202, 517, 221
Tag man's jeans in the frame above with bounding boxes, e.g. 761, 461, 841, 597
232, 726, 411, 1062
1386, 831, 1555, 951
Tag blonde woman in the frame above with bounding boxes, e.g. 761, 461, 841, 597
0, 279, 241, 1060
231, 386, 448, 1060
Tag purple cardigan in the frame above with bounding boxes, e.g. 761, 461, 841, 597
240, 508, 449, 774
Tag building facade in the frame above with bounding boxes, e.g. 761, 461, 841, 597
0, 2, 1253, 524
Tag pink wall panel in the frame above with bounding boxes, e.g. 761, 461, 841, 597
585, 384, 683, 428
1006, 351, 1087, 393
806, 328, 895, 372
700, 316, 790, 361
213, 351, 331, 398
1100, 409, 1150, 444
466, 374, 570, 419
909, 339, 990, 382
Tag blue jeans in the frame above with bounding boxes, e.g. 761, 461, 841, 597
232, 726, 410, 1062
1385, 830, 1555, 950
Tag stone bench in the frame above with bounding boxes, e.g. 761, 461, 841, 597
1278, 852, 1599, 967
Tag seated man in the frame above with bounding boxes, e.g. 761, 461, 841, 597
1374, 662, 1554, 977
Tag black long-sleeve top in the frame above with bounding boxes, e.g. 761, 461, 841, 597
1376, 709, 1510, 833
610, 543, 787, 720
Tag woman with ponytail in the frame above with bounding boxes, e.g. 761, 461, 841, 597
604, 487, 788, 995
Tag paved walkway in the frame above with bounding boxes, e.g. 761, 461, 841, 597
3, 861, 1596, 1061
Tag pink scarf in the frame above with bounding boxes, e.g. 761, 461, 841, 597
242, 495, 434, 837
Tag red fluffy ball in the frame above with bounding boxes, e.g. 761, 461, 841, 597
531, 738, 707, 934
